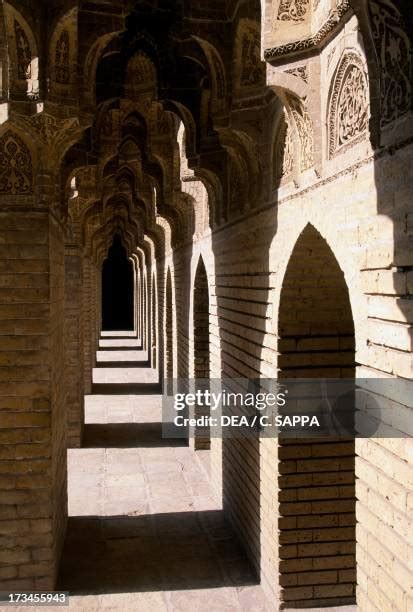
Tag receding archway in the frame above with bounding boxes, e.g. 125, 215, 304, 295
101, 235, 134, 331
193, 256, 210, 450
277, 224, 356, 608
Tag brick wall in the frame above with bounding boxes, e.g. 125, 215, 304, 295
0, 209, 67, 589
81, 257, 96, 396
181, 143, 413, 609
64, 245, 84, 448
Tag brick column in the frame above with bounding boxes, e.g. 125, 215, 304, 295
92, 263, 99, 359
64, 241, 84, 448
82, 256, 96, 395
0, 205, 67, 590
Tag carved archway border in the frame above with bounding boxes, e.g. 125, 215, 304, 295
328, 50, 369, 158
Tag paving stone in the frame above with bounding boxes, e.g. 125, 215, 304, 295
57, 341, 271, 610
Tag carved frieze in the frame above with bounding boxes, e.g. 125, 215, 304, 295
369, 0, 411, 125
285, 65, 308, 83
265, 0, 351, 61
288, 96, 314, 170
22, 114, 80, 148
277, 0, 310, 23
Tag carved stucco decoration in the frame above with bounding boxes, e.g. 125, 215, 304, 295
277, 0, 310, 23
55, 29, 70, 85
288, 95, 314, 171
275, 113, 294, 184
285, 65, 308, 83
8, 13, 39, 99
283, 120, 295, 179
125, 52, 157, 99
98, 108, 122, 146
328, 52, 369, 157
22, 114, 81, 149
265, 0, 351, 61
235, 20, 266, 94
327, 45, 337, 71
369, 0, 411, 126
241, 31, 262, 87
14, 19, 31, 80
0, 130, 33, 194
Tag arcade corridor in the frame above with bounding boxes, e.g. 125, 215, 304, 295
0, 1, 412, 611
57, 331, 271, 611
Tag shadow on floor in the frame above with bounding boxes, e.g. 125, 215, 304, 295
57, 511, 258, 595
97, 344, 143, 350
92, 383, 161, 394
83, 423, 187, 449
95, 360, 151, 368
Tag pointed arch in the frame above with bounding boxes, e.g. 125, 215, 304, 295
48, 8, 78, 97
277, 223, 356, 607
3, 2, 39, 99
193, 255, 210, 450
278, 223, 355, 375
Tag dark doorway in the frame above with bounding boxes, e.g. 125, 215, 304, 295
102, 235, 134, 331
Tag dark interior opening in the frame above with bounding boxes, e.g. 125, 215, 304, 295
102, 235, 134, 331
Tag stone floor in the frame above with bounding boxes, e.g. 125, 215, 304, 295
6, 333, 358, 612
55, 334, 273, 611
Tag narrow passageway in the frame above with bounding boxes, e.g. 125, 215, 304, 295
57, 332, 271, 611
